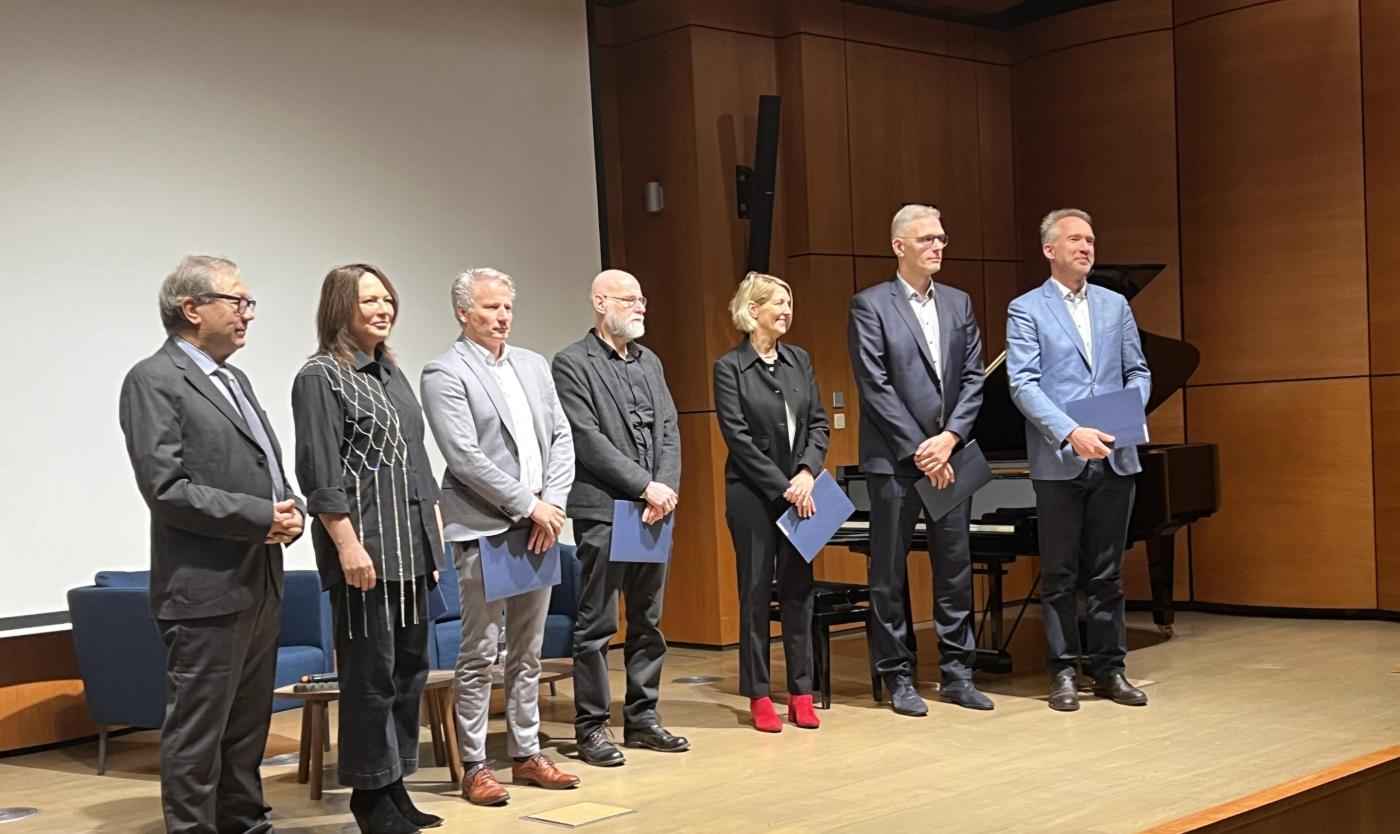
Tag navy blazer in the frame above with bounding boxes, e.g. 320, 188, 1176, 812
847, 277, 985, 476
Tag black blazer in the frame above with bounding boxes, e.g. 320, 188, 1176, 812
119, 338, 304, 620
551, 330, 682, 523
847, 277, 984, 476
713, 339, 829, 501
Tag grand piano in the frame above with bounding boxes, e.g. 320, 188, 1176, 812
831, 264, 1220, 672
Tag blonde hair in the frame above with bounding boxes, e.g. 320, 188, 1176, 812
728, 271, 793, 333
1040, 208, 1093, 245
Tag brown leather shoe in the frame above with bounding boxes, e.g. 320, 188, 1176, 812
462, 764, 510, 806
512, 753, 581, 790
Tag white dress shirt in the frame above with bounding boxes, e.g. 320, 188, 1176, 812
1053, 277, 1093, 368
467, 339, 544, 498
897, 272, 941, 381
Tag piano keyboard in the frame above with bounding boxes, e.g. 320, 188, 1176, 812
838, 519, 1018, 535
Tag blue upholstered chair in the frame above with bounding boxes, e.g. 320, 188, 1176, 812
67, 569, 333, 773
427, 543, 582, 689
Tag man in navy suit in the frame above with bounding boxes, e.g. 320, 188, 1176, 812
1006, 208, 1152, 711
847, 204, 991, 716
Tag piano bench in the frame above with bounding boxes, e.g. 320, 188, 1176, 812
771, 581, 880, 709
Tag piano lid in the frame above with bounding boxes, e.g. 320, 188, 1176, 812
971, 264, 1199, 460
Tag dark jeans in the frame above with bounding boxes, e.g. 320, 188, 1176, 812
331, 578, 430, 789
1033, 459, 1136, 678
726, 479, 815, 698
157, 591, 280, 834
572, 520, 668, 739
867, 473, 977, 682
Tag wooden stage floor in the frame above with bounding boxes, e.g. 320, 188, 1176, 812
2, 611, 1397, 833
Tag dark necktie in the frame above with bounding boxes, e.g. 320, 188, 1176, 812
215, 368, 285, 502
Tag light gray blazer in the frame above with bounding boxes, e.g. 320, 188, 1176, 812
420, 337, 574, 542
1006, 278, 1152, 481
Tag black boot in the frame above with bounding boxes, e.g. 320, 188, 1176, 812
387, 778, 443, 828
349, 786, 420, 834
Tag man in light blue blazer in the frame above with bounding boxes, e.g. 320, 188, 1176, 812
1006, 208, 1152, 712
421, 267, 582, 804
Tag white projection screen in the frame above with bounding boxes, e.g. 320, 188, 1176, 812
0, 0, 601, 622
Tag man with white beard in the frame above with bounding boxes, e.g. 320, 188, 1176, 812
551, 269, 687, 767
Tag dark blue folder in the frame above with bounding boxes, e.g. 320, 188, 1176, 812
610, 500, 675, 563
914, 440, 995, 522
479, 527, 562, 603
776, 470, 856, 563
1064, 388, 1149, 448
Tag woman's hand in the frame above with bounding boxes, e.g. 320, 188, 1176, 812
784, 469, 817, 519
339, 541, 377, 591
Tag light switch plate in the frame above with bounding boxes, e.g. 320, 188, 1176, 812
833, 413, 846, 429
832, 391, 845, 409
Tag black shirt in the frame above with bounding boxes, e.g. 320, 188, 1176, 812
591, 330, 657, 473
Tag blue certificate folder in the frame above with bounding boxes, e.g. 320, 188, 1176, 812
610, 500, 676, 563
775, 470, 856, 563
914, 440, 995, 523
479, 527, 562, 603
1064, 388, 1149, 448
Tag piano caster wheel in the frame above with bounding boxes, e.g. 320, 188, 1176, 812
1158, 625, 1174, 639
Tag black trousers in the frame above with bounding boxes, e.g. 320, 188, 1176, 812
572, 520, 668, 739
1033, 459, 1136, 678
726, 480, 815, 698
157, 587, 280, 834
331, 578, 430, 789
867, 472, 977, 682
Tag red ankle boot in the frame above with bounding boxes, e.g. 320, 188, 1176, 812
789, 693, 820, 729
750, 696, 782, 733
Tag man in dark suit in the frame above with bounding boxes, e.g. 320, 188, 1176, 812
1006, 208, 1151, 711
119, 255, 304, 834
847, 204, 990, 717
551, 269, 687, 767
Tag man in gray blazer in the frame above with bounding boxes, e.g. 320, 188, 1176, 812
119, 255, 304, 834
847, 204, 991, 717
551, 269, 686, 767
1007, 208, 1152, 711
421, 268, 581, 805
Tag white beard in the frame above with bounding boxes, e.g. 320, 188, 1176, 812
606, 313, 645, 342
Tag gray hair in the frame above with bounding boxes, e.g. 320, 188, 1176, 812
1039, 208, 1093, 246
158, 254, 239, 333
451, 267, 516, 313
890, 204, 941, 240
728, 271, 792, 333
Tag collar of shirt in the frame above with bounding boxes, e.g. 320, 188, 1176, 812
350, 348, 396, 382
591, 328, 640, 362
463, 336, 511, 368
1051, 276, 1089, 304
897, 272, 935, 304
738, 338, 792, 371
175, 337, 222, 379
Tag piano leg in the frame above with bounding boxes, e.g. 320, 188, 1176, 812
1146, 533, 1177, 638
813, 623, 832, 709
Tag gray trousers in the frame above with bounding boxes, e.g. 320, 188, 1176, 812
572, 520, 668, 739
451, 541, 551, 763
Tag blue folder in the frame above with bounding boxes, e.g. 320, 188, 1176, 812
479, 527, 562, 603
1064, 388, 1149, 448
775, 470, 856, 563
610, 500, 675, 563
915, 440, 995, 522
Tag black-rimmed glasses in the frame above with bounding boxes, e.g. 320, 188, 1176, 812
203, 293, 257, 315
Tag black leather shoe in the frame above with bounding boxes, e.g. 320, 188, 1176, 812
885, 674, 928, 717
387, 778, 442, 828
1094, 672, 1148, 706
939, 679, 993, 711
1048, 669, 1079, 712
577, 727, 626, 767
623, 724, 690, 752
349, 787, 420, 834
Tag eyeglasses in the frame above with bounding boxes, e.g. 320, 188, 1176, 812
202, 293, 257, 315
904, 234, 950, 249
602, 295, 648, 309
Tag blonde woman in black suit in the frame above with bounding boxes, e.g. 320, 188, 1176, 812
713, 272, 830, 733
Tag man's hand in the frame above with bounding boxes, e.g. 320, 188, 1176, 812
529, 500, 566, 538
927, 462, 955, 490
641, 481, 678, 525
338, 541, 377, 591
1068, 427, 1115, 459
266, 500, 303, 544
784, 468, 817, 519
914, 431, 959, 474
528, 521, 558, 554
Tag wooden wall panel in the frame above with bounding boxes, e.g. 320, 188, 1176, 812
1176, 0, 1367, 384
1375, 377, 1400, 611
977, 62, 1016, 262
841, 3, 978, 61
783, 255, 860, 468
1013, 30, 1181, 338
1173, 0, 1270, 26
664, 413, 738, 645
1364, 0, 1400, 374
596, 44, 629, 269
778, 34, 852, 256
0, 632, 98, 752
982, 260, 1023, 358
1012, 0, 1172, 62
846, 42, 983, 258
1188, 379, 1375, 608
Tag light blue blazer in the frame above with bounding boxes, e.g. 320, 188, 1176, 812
1005, 278, 1151, 481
